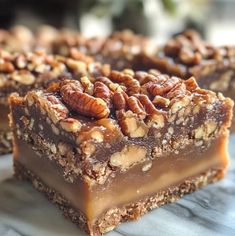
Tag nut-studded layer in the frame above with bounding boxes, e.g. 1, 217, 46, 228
9, 70, 234, 184
0, 49, 110, 99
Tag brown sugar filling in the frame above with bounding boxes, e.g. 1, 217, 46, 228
14, 132, 229, 223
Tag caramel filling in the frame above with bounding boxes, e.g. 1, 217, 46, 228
0, 104, 10, 131
14, 133, 229, 223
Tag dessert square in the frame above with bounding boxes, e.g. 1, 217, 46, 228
52, 30, 155, 70
0, 50, 109, 154
9, 70, 233, 235
135, 30, 235, 130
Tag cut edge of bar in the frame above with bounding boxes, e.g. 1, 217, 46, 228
14, 160, 225, 236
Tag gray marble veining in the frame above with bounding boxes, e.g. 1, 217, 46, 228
0, 135, 234, 236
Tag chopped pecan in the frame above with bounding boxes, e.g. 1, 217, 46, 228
147, 76, 179, 96
60, 80, 110, 119
122, 68, 135, 76
80, 76, 94, 95
127, 96, 146, 119
184, 77, 198, 91
44, 94, 69, 123
60, 118, 82, 133
135, 71, 157, 85
0, 61, 15, 73
179, 47, 201, 65
166, 82, 188, 99
116, 110, 148, 138
164, 39, 181, 57
66, 58, 87, 74
110, 145, 147, 170
26, 91, 69, 124
110, 70, 140, 95
69, 47, 93, 64
96, 76, 124, 92
11, 71, 35, 85
136, 94, 165, 128
152, 95, 170, 108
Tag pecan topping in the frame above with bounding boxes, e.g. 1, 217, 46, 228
60, 80, 110, 119
54, 70, 199, 137
21, 63, 219, 140
162, 30, 235, 68
0, 49, 108, 88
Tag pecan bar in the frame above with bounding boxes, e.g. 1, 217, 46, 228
9, 70, 233, 235
0, 49, 109, 154
0, 25, 63, 53
0, 25, 34, 52
52, 29, 155, 70
135, 30, 235, 130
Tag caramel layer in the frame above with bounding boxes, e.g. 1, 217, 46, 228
90, 133, 229, 221
0, 104, 10, 131
14, 138, 90, 215
14, 133, 229, 223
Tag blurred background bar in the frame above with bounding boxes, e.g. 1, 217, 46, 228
0, 0, 234, 44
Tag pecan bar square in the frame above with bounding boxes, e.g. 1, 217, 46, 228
9, 70, 233, 235
135, 30, 235, 130
52, 30, 155, 70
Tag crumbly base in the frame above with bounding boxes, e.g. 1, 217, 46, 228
0, 130, 12, 155
14, 160, 225, 236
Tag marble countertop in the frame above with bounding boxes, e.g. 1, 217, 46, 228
0, 135, 235, 236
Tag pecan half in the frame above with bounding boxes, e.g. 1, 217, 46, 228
60, 80, 110, 119
113, 91, 127, 110
93, 81, 112, 105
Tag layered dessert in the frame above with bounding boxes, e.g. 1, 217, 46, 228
0, 25, 154, 70
0, 25, 34, 52
9, 70, 233, 235
135, 30, 235, 130
0, 49, 109, 154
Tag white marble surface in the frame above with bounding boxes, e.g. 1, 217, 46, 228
0, 135, 235, 236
